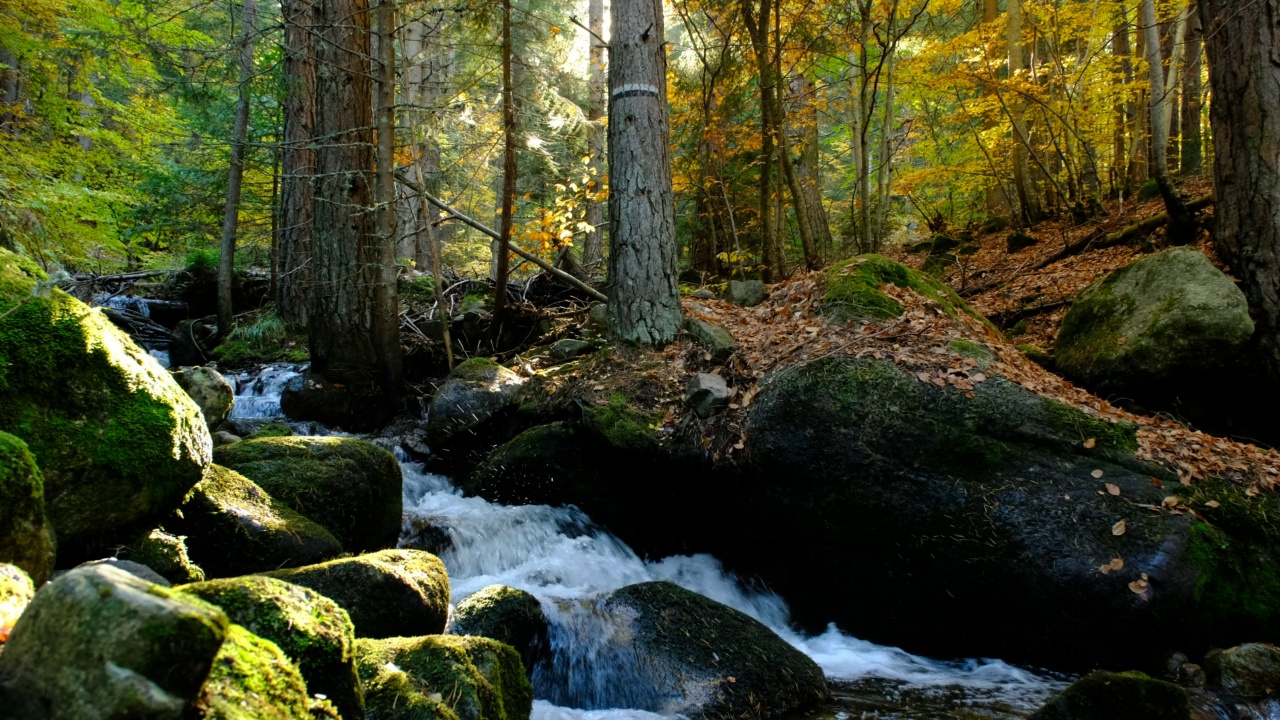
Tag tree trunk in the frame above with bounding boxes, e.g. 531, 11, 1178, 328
778, 75, 819, 267
373, 0, 402, 391
983, 0, 1006, 215
217, 0, 257, 336
1140, 0, 1195, 244
1200, 0, 1280, 380
582, 0, 606, 274
742, 0, 778, 280
606, 0, 682, 344
873, 51, 896, 250
494, 0, 516, 319
278, 0, 316, 328
1181, 3, 1204, 175
791, 74, 833, 257
1008, 0, 1043, 225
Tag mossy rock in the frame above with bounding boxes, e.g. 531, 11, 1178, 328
1204, 643, 1280, 696
129, 528, 205, 584
947, 338, 996, 368
449, 585, 548, 675
245, 423, 293, 440
0, 564, 229, 718
356, 634, 533, 720
1136, 178, 1162, 202
0, 247, 212, 563
582, 394, 661, 452
214, 436, 402, 553
1018, 344, 1056, 370
1030, 671, 1190, 720
265, 549, 450, 639
178, 575, 363, 720
464, 423, 599, 508
400, 274, 438, 305
0, 431, 55, 584
683, 318, 737, 362
194, 623, 314, 720
1007, 231, 1039, 254
602, 582, 829, 720
0, 563, 35, 644
172, 464, 342, 578
823, 255, 990, 329
427, 358, 525, 446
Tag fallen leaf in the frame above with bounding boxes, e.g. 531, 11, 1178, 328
1084, 438, 1097, 449
1092, 469, 1105, 479
1205, 500, 1221, 508
1117, 337, 1128, 345
1161, 496, 1181, 509
1247, 486, 1261, 497
1106, 483, 1121, 496
1151, 477, 1164, 488
1112, 519, 1127, 536
727, 677, 736, 683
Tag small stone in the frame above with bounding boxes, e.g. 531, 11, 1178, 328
727, 280, 767, 307
586, 303, 608, 333
172, 366, 235, 429
213, 430, 241, 447
551, 338, 593, 361
691, 288, 716, 300
683, 318, 737, 362
686, 373, 733, 418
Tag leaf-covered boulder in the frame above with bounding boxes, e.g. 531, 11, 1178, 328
0, 564, 228, 719
171, 464, 343, 577
214, 436, 402, 552
173, 366, 236, 429
129, 528, 205, 584
598, 582, 828, 720
265, 549, 450, 639
822, 255, 984, 325
0, 563, 35, 646
194, 623, 314, 720
427, 358, 525, 446
1029, 671, 1190, 720
178, 575, 363, 720
356, 635, 532, 720
1055, 247, 1255, 397
0, 248, 212, 562
449, 585, 548, 675
0, 431, 55, 584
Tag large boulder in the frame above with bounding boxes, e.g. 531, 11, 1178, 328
823, 254, 981, 324
449, 584, 548, 675
427, 358, 524, 445
171, 464, 343, 577
0, 431, 55, 584
0, 563, 35, 646
1055, 247, 1255, 398
265, 549, 450, 639
0, 248, 212, 562
726, 279, 766, 307
741, 355, 1280, 668
178, 575, 363, 720
1030, 671, 1191, 720
194, 623, 314, 720
214, 436, 402, 552
356, 635, 532, 720
173, 366, 235, 429
1204, 643, 1280, 697
603, 582, 828, 720
0, 564, 229, 718
128, 528, 206, 585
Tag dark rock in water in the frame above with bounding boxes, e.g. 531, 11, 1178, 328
214, 436, 402, 553
0, 248, 212, 564
401, 516, 454, 555
356, 635, 532, 720
686, 373, 732, 418
197, 623, 314, 720
177, 575, 364, 720
0, 431, 56, 585
128, 529, 205, 584
465, 423, 601, 509
727, 279, 766, 307
427, 357, 525, 447
280, 370, 396, 432
172, 464, 342, 577
0, 563, 35, 643
683, 318, 737, 362
1205, 644, 1280, 697
171, 317, 218, 367
1030, 671, 1190, 720
602, 582, 828, 720
265, 549, 450, 639
449, 584, 548, 675
77, 557, 173, 587
0, 564, 228, 719
173, 365, 235, 429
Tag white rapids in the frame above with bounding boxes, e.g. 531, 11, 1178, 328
229, 365, 1066, 720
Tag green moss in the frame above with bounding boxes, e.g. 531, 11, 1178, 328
1018, 344, 1055, 368
948, 338, 995, 365
246, 423, 293, 440
451, 585, 547, 674
823, 255, 994, 330
1136, 178, 1161, 202
452, 356, 502, 381
178, 576, 363, 720
583, 395, 660, 451
401, 275, 438, 305
1041, 400, 1139, 453
129, 529, 204, 584
196, 624, 314, 720
1031, 670, 1189, 720
356, 635, 533, 720
0, 431, 55, 584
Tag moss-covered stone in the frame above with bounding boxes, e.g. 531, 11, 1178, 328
1204, 644, 1280, 696
194, 623, 314, 720
465, 423, 598, 508
0, 431, 55, 584
178, 575, 363, 720
130, 528, 205, 584
0, 564, 229, 719
0, 563, 35, 645
582, 394, 661, 451
356, 634, 533, 720
428, 359, 525, 446
1018, 343, 1055, 369
449, 585, 548, 675
173, 464, 343, 578
683, 318, 737, 362
1029, 671, 1190, 720
823, 255, 987, 327
0, 248, 212, 562
214, 436, 402, 552
246, 423, 293, 440
265, 549, 450, 639
947, 338, 996, 368
603, 582, 828, 720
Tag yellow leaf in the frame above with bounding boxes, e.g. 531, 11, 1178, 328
1091, 469, 1104, 479
1084, 438, 1097, 449
1112, 519, 1127, 536
1106, 483, 1120, 496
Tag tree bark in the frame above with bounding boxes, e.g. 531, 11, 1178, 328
1180, 3, 1203, 175
1008, 0, 1044, 225
278, 0, 316, 328
217, 0, 257, 337
494, 0, 516, 319
1140, 0, 1195, 244
1200, 0, 1280, 380
790, 74, 833, 257
582, 0, 607, 274
606, 0, 682, 344
373, 0, 403, 391
742, 0, 778, 280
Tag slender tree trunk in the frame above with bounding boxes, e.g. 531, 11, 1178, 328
742, 0, 777, 280
217, 0, 257, 337
582, 0, 606, 274
1008, 0, 1043, 225
373, 0, 402, 392
873, 52, 896, 250
778, 76, 819, 267
606, 0, 681, 344
983, 0, 1005, 215
1181, 3, 1204, 175
278, 0, 316, 328
1200, 0, 1280, 380
1140, 0, 1195, 244
494, 0, 515, 319
791, 74, 832, 257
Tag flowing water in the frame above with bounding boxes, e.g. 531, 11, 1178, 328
229, 366, 1068, 720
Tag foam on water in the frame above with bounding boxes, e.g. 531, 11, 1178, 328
228, 364, 303, 419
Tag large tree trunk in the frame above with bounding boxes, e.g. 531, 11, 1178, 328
308, 0, 401, 411
217, 0, 257, 336
1140, 0, 1195, 244
1180, 3, 1204, 175
582, 0, 606, 274
1008, 0, 1043, 225
606, 0, 681, 345
790, 74, 833, 257
278, 0, 316, 328
1200, 0, 1280, 379
373, 0, 402, 391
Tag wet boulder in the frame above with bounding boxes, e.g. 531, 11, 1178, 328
0, 563, 35, 647
0, 431, 56, 584
0, 248, 212, 562
173, 366, 235, 429
1204, 644, 1280, 697
214, 436, 402, 552
280, 370, 395, 432
178, 575, 363, 720
449, 584, 549, 675
195, 623, 314, 720
265, 549, 450, 639
1030, 671, 1191, 720
0, 564, 228, 718
356, 635, 532, 720
428, 357, 525, 446
727, 280, 766, 307
601, 582, 828, 720
172, 464, 342, 577
128, 529, 205, 585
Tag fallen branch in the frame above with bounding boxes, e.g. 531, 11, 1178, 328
70, 270, 168, 283
987, 298, 1072, 328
